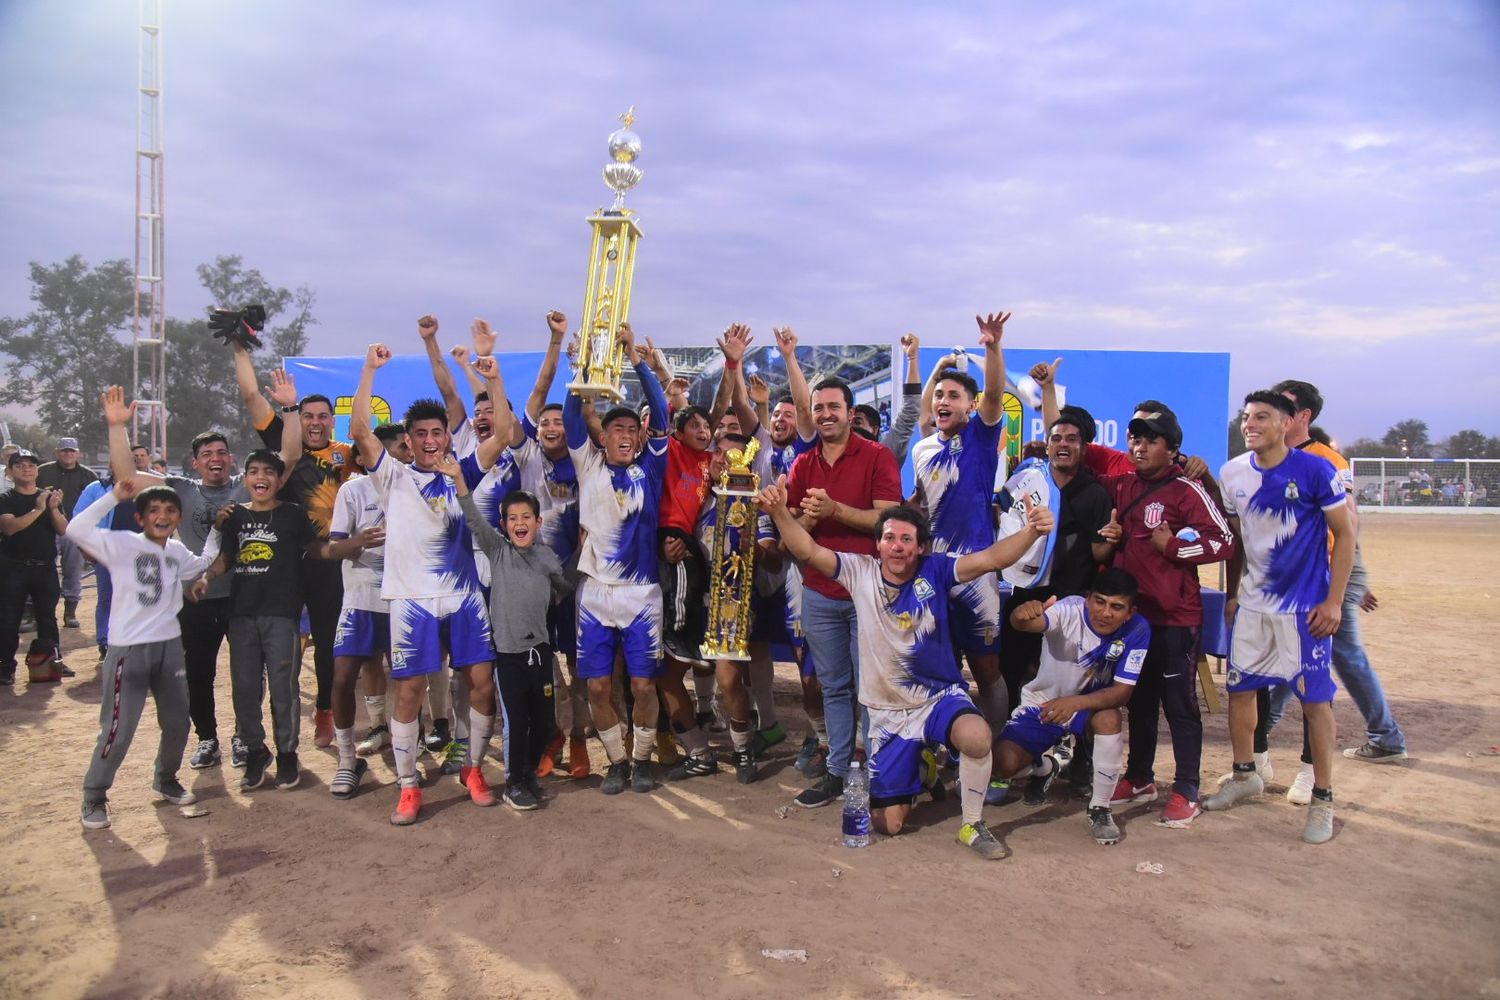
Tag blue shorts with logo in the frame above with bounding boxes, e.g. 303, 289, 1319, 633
999, 705, 1091, 764
389, 592, 494, 679
333, 607, 391, 660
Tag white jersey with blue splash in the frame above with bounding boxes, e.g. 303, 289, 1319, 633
368, 450, 486, 600
1023, 595, 1149, 710
328, 474, 386, 613
571, 439, 667, 587
1219, 449, 1345, 615
451, 417, 521, 530
768, 431, 816, 481
835, 552, 966, 711
910, 414, 1002, 554
517, 412, 580, 563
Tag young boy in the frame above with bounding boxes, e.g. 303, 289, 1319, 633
444, 460, 570, 811
193, 446, 322, 794
72, 477, 223, 829
998, 569, 1151, 846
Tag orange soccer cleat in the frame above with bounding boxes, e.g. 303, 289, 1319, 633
389, 786, 422, 826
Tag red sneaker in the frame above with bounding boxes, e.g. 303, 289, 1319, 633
568, 736, 592, 780
313, 709, 335, 749
1109, 777, 1158, 806
535, 730, 566, 778
462, 765, 497, 807
1160, 791, 1202, 828
390, 786, 422, 826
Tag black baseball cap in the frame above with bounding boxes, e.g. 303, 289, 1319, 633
7, 448, 39, 467
1127, 410, 1183, 450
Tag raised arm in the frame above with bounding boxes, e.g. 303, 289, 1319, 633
419, 315, 467, 432
232, 341, 275, 429
882, 333, 923, 456
1031, 356, 1063, 434
719, 324, 756, 434
350, 344, 392, 471
975, 311, 1010, 426
620, 323, 668, 437
471, 355, 514, 470
265, 369, 303, 484
456, 490, 505, 557
746, 375, 771, 438
757, 477, 838, 579
102, 386, 156, 489
773, 326, 815, 440
709, 324, 748, 429
449, 344, 488, 402
524, 311, 570, 422
955, 494, 1054, 583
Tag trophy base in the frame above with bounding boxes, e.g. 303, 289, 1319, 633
567, 380, 624, 402
700, 646, 751, 662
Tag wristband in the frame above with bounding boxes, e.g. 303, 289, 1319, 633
280, 404, 300, 413
724, 359, 740, 370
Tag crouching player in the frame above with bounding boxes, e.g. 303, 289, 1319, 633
998, 570, 1151, 845
73, 477, 223, 829
759, 483, 1054, 860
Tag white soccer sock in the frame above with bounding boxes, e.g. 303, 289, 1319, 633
1091, 732, 1125, 810
729, 723, 753, 752
597, 723, 627, 765
363, 695, 387, 729
632, 725, 657, 763
468, 708, 494, 768
391, 718, 420, 787
810, 716, 828, 745
959, 750, 992, 826
334, 726, 356, 771
692, 669, 715, 715
678, 726, 710, 758
750, 660, 779, 728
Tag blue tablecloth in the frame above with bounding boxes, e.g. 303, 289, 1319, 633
1200, 587, 1228, 658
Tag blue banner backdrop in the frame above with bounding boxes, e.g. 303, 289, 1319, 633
285, 347, 1229, 490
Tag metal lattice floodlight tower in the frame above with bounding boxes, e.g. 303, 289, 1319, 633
132, 0, 167, 460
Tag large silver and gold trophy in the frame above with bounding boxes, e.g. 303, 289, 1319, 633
700, 439, 762, 661
567, 108, 645, 401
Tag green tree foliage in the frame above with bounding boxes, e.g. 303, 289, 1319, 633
1382, 418, 1431, 457
1441, 429, 1491, 459
196, 255, 316, 359
0, 255, 133, 456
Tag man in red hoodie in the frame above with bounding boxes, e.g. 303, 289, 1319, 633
1095, 408, 1235, 828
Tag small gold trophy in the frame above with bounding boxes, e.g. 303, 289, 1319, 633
701, 438, 762, 662
567, 108, 645, 402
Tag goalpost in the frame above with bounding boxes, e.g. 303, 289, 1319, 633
1349, 457, 1500, 513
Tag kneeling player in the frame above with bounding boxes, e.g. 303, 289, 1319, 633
759, 485, 1053, 860
997, 570, 1150, 845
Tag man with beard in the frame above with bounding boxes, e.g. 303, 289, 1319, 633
235, 339, 357, 749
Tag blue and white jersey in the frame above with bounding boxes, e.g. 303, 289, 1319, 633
328, 474, 386, 613
468, 451, 521, 531
368, 451, 486, 600
1219, 449, 1345, 615
835, 552, 966, 711
768, 431, 815, 481
570, 439, 667, 587
1022, 595, 1149, 710
910, 415, 1002, 554
517, 412, 580, 564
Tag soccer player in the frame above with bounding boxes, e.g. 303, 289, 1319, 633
1203, 391, 1354, 845
351, 332, 511, 825
564, 321, 671, 795
72, 475, 225, 830
997, 570, 1151, 845
1095, 406, 1236, 828
910, 311, 1011, 740
324, 422, 410, 798
234, 337, 357, 749
759, 485, 1054, 858
850, 334, 924, 460
0, 449, 68, 685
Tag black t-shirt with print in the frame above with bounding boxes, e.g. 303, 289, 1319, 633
223, 502, 318, 619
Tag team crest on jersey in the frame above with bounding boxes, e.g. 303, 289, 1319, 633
332, 452, 345, 465
1285, 480, 1300, 501
627, 465, 645, 482
913, 578, 936, 601
1143, 502, 1166, 529
1227, 667, 1241, 686
427, 496, 448, 515
1107, 639, 1125, 661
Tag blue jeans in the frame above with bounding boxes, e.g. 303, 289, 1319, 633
1267, 592, 1405, 753
801, 588, 860, 779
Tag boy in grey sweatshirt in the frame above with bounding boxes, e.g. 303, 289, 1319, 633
441, 454, 571, 811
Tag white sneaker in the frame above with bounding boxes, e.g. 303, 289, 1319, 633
356, 724, 390, 756
1303, 798, 1334, 844
1202, 770, 1264, 811
1286, 762, 1315, 806
1215, 750, 1274, 787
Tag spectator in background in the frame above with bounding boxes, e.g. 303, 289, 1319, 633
1, 443, 20, 491
37, 436, 98, 629
152, 458, 169, 475
1, 449, 69, 684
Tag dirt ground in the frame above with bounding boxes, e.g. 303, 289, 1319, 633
2, 514, 1498, 1000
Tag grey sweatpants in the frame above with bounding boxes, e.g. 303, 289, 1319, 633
228, 615, 301, 756
82, 640, 190, 800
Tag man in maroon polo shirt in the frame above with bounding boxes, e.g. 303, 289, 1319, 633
783, 376, 903, 807
1095, 408, 1235, 828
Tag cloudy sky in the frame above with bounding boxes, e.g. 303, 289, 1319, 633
2, 1, 1497, 442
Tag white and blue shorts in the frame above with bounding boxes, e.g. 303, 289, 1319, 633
867, 686, 979, 806
389, 592, 494, 680
332, 607, 391, 660
576, 577, 662, 680
1227, 606, 1336, 704
999, 705, 1091, 764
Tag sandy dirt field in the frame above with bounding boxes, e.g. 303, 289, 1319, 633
2, 514, 1498, 1000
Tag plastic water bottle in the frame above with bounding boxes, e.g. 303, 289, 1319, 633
951, 347, 969, 374
842, 761, 871, 848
